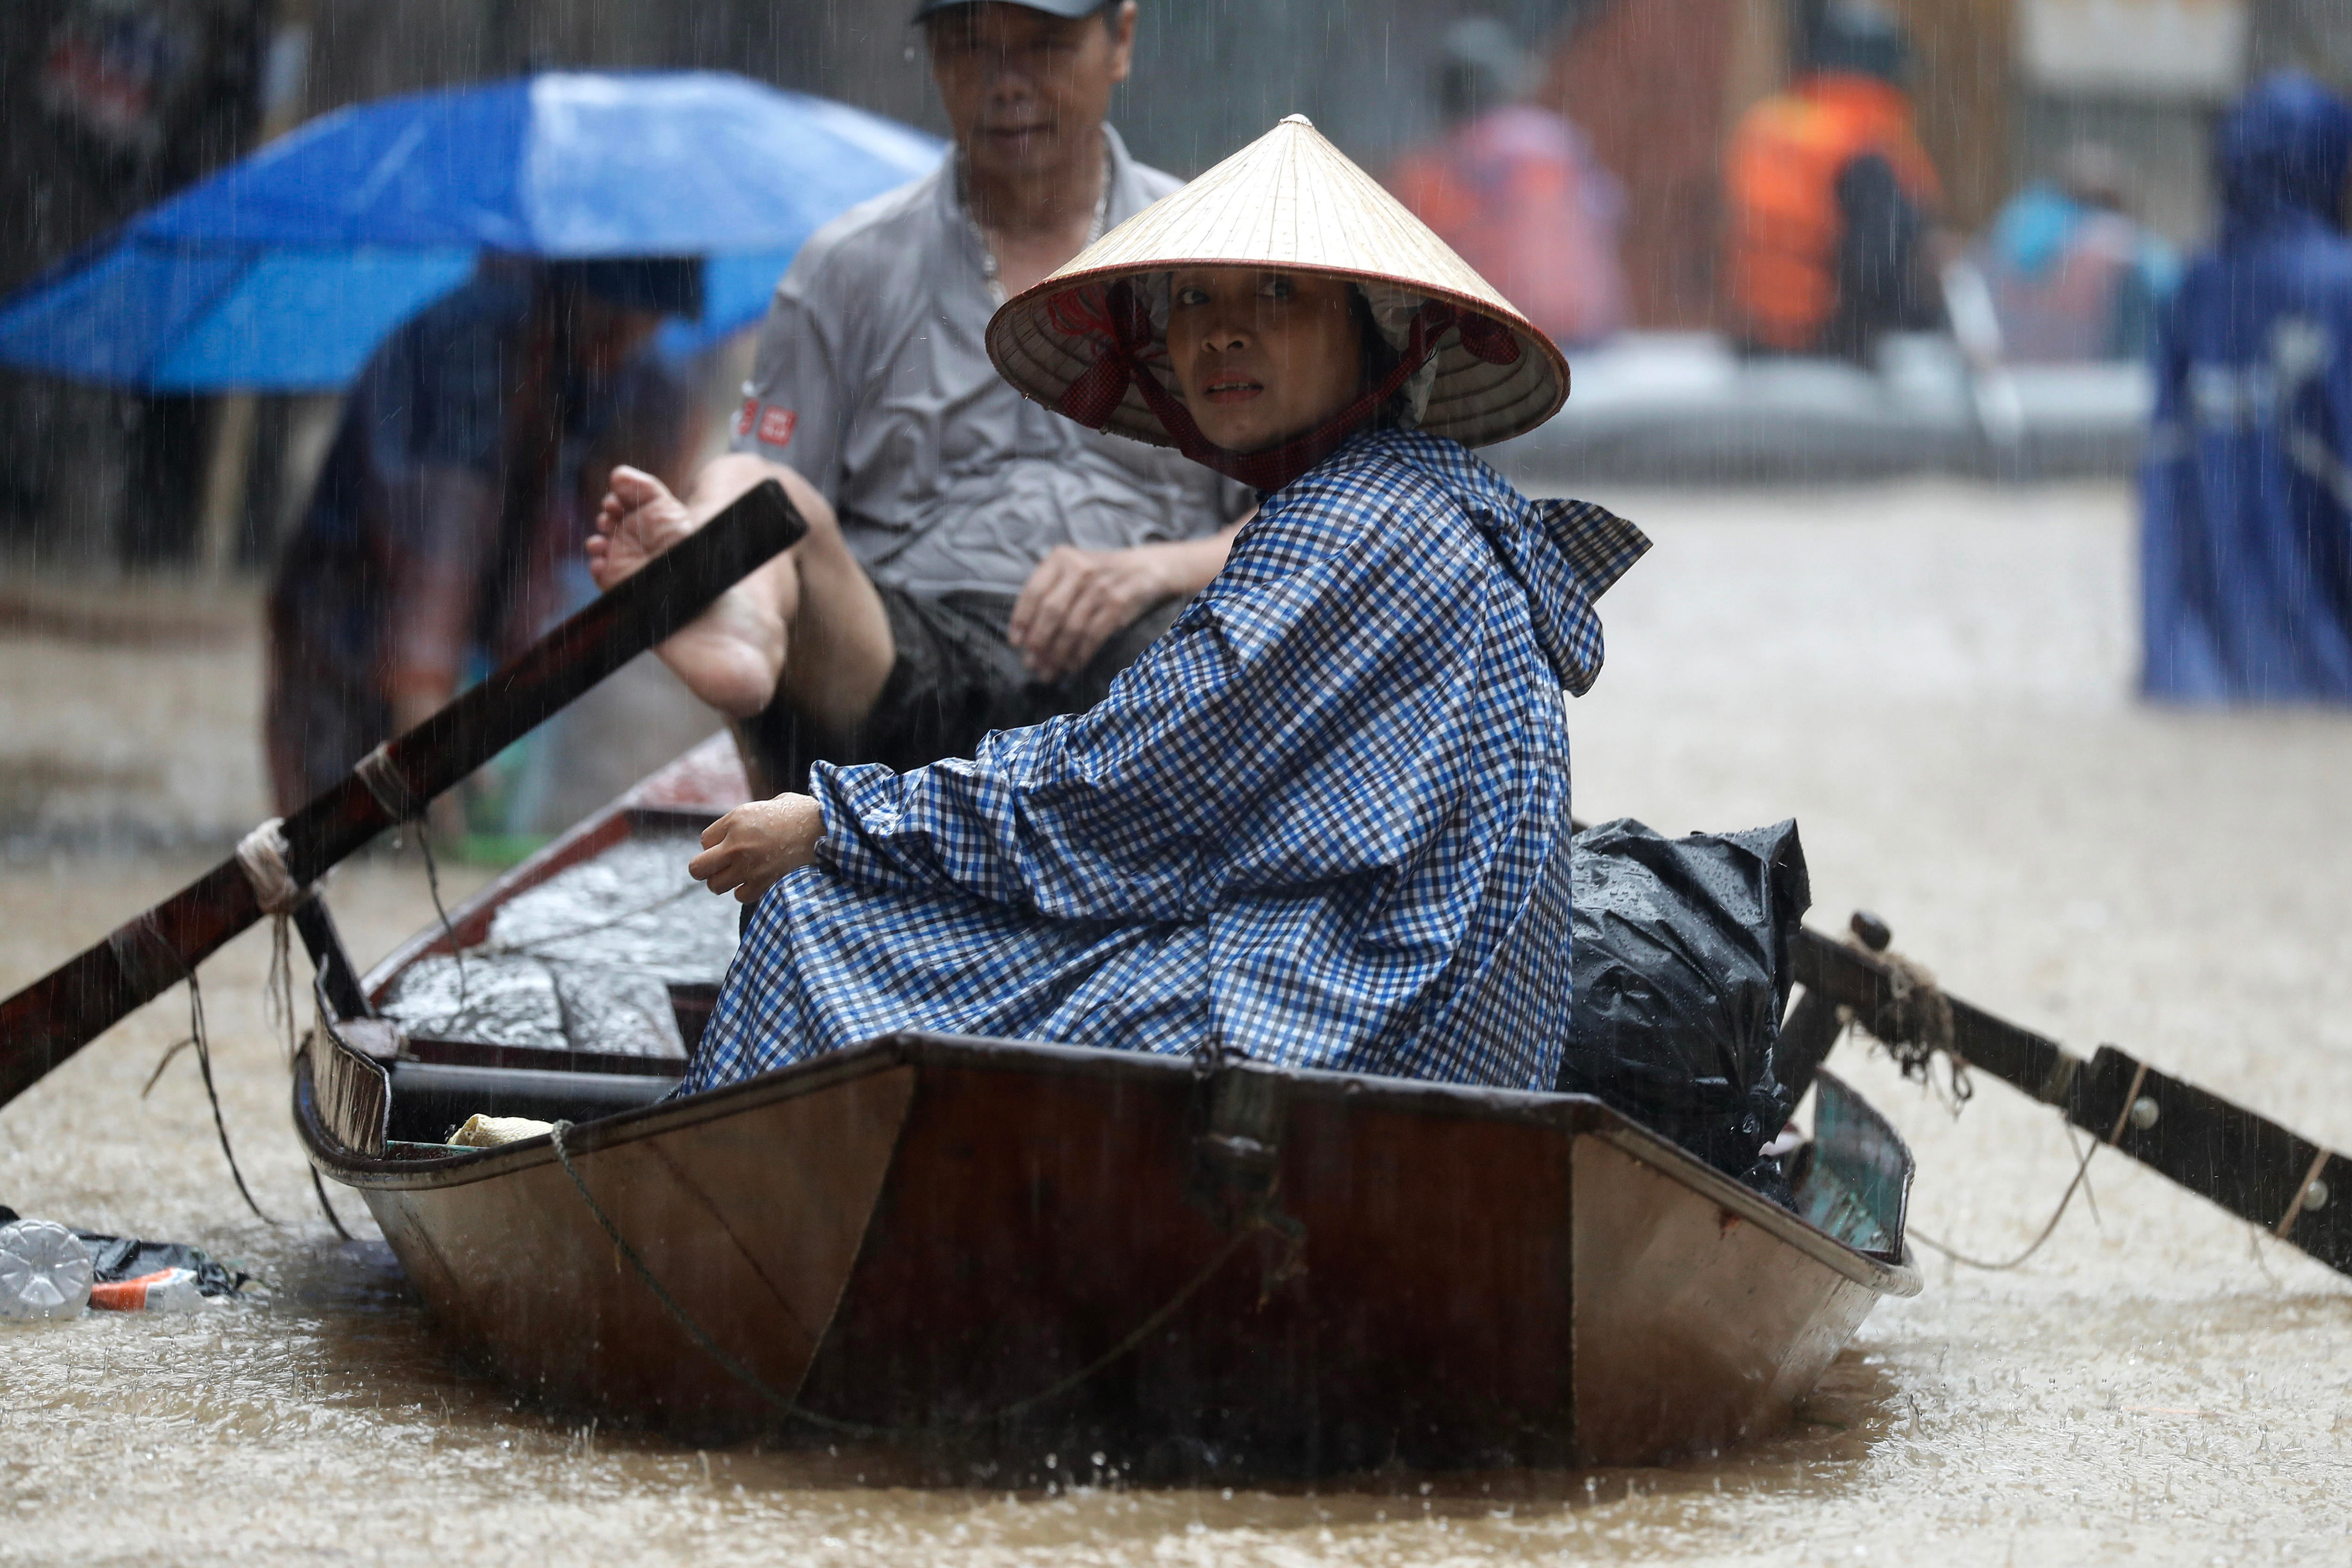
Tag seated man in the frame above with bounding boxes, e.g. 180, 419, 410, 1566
588, 0, 1251, 795
676, 116, 1649, 1094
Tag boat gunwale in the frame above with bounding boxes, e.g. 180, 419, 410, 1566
294, 1027, 1921, 1298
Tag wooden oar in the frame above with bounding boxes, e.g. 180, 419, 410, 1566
0, 479, 805, 1112
1785, 918, 2352, 1279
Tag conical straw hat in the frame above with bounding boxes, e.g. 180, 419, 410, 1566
986, 114, 1569, 454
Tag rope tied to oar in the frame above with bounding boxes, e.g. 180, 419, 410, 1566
1826, 931, 2065, 1268
235, 819, 305, 1068
230, 818, 353, 1239
1824, 931, 2114, 1271
1848, 936, 1971, 1111
1908, 1059, 2152, 1273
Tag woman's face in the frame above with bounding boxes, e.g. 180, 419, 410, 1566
1167, 267, 1366, 453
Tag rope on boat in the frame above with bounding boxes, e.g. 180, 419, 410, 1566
124, 923, 275, 1226
310, 1168, 353, 1241
1907, 1059, 2150, 1272
482, 883, 699, 959
548, 1118, 1263, 1438
356, 744, 466, 1005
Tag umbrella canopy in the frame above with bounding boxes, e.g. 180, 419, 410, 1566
0, 71, 943, 391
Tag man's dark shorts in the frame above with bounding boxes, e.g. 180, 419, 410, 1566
735, 584, 1184, 796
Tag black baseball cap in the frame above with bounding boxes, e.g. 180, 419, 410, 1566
910, 0, 1116, 20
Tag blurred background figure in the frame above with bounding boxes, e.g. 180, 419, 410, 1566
2142, 72, 2352, 704
1722, 0, 1944, 362
1388, 17, 1628, 349
266, 257, 706, 825
1975, 143, 2179, 363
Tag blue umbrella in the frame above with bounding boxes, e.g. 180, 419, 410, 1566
0, 71, 944, 391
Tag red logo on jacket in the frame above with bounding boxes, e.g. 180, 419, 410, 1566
756, 405, 798, 448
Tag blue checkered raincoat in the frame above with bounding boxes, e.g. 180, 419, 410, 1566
683, 426, 1648, 1093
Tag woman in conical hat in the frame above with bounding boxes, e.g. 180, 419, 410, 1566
681, 116, 1648, 1093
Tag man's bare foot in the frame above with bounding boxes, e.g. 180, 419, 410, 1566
587, 465, 698, 591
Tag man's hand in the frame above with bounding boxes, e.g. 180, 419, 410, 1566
587, 465, 698, 591
1008, 545, 1177, 683
1008, 522, 1248, 683
689, 793, 826, 904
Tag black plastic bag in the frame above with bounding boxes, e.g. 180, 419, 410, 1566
1563, 819, 1810, 1191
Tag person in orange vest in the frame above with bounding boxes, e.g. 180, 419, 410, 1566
1723, 0, 1945, 360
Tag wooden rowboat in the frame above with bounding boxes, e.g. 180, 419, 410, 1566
293, 738, 1919, 1477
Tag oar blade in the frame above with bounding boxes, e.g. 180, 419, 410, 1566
2068, 1047, 2351, 1276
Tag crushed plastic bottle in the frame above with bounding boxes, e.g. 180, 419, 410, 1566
0, 1218, 94, 1320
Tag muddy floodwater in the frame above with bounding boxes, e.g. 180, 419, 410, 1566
4, 480, 2349, 1564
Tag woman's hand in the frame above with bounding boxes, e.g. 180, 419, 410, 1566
689, 793, 826, 904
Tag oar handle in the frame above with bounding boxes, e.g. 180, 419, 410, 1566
0, 480, 804, 1109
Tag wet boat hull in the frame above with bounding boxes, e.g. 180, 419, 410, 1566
300, 1028, 1913, 1473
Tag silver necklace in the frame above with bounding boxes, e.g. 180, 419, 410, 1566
967, 149, 1111, 306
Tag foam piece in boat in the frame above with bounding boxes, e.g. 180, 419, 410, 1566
449, 1114, 556, 1148
485, 836, 740, 983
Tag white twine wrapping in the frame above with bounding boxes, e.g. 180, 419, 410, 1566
233, 817, 304, 915
354, 743, 423, 822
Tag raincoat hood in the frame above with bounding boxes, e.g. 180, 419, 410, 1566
1386, 431, 1646, 695
1520, 498, 1634, 694
2217, 72, 2352, 238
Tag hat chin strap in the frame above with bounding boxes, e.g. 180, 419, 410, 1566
1049, 279, 1519, 492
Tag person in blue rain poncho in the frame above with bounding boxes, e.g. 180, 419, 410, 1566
671, 116, 1649, 1093
2142, 73, 2352, 702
